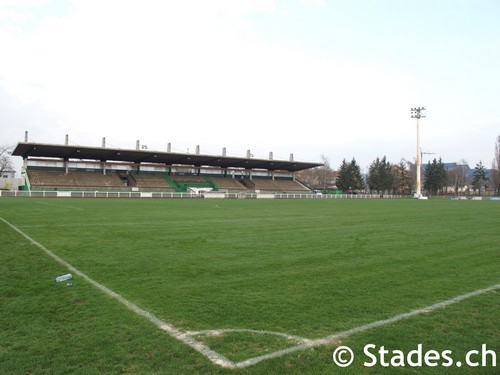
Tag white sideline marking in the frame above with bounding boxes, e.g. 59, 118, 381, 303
234, 284, 500, 368
187, 328, 312, 343
0, 217, 236, 369
2, 216, 498, 369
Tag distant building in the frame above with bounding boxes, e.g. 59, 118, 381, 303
0, 170, 22, 190
1, 170, 16, 178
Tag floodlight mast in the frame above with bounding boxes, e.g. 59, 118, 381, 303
411, 107, 426, 198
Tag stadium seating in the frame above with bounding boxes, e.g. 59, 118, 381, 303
28, 170, 126, 191
170, 175, 207, 183
250, 178, 309, 193
26, 170, 311, 194
209, 176, 247, 192
273, 179, 310, 192
130, 174, 174, 192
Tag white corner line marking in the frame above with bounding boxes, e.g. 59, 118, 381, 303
233, 283, 500, 368
187, 328, 312, 343
2, 216, 498, 369
0, 217, 235, 369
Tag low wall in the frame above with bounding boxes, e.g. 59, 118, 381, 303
1, 190, 409, 199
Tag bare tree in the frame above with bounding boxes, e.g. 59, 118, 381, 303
393, 158, 413, 195
317, 155, 332, 190
447, 160, 468, 196
296, 155, 337, 190
491, 136, 500, 195
0, 146, 14, 176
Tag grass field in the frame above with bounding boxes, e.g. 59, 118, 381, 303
0, 198, 498, 374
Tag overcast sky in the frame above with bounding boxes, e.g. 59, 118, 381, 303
1, 0, 499, 173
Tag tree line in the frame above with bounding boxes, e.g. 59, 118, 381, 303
298, 135, 500, 196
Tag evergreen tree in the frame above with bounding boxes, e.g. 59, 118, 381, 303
367, 156, 394, 193
350, 158, 365, 191
335, 159, 350, 192
471, 161, 488, 194
336, 158, 364, 192
423, 158, 447, 195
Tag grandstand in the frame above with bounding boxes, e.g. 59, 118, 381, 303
12, 136, 321, 195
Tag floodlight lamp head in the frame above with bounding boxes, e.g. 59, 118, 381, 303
410, 106, 426, 119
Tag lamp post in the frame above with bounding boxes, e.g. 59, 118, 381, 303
411, 107, 426, 198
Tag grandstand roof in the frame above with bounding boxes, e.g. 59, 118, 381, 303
12, 142, 322, 172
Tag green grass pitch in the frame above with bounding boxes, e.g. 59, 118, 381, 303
0, 198, 498, 374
